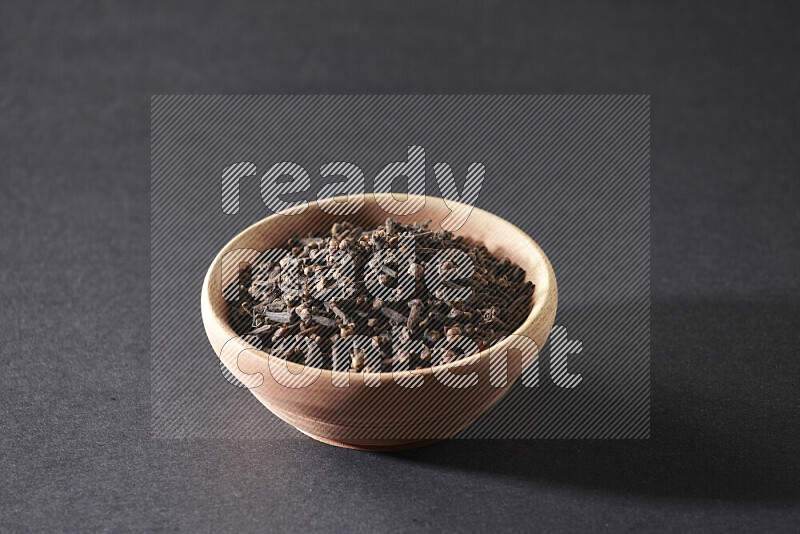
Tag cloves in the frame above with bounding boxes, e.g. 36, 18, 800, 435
228, 218, 533, 372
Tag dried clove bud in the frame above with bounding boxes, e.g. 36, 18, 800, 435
339, 323, 355, 338
350, 348, 365, 371
408, 262, 424, 279
406, 298, 424, 332
445, 325, 462, 343
439, 259, 457, 275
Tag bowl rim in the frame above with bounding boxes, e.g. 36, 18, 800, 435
201, 193, 558, 380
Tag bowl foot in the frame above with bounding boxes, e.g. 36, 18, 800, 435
296, 428, 445, 451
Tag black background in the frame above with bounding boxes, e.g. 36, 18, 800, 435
1, 1, 798, 532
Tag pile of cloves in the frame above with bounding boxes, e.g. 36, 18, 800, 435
228, 219, 534, 372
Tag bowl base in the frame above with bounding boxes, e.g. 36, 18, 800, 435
296, 428, 445, 451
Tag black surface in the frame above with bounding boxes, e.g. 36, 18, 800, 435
1, 1, 798, 532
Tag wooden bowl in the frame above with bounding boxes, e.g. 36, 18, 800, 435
201, 194, 557, 450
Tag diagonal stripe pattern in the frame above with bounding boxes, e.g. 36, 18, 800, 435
151, 95, 649, 440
